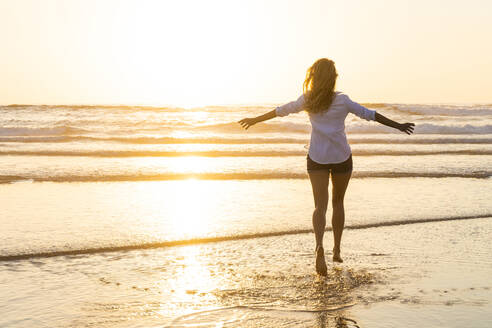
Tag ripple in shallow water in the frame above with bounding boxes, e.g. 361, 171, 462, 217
211, 267, 377, 311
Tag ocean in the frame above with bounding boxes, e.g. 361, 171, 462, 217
1, 102, 491, 327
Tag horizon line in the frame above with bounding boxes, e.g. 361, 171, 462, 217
2, 100, 492, 108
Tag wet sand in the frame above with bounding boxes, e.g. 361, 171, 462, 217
1, 216, 491, 327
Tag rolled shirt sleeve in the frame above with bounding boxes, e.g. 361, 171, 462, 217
275, 94, 305, 117
343, 94, 376, 121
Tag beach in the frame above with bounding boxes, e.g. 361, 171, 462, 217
1, 102, 491, 327
2, 0, 492, 325
2, 213, 491, 327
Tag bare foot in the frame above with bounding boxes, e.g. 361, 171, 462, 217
315, 246, 328, 276
333, 249, 343, 263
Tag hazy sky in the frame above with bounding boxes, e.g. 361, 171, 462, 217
1, 0, 491, 106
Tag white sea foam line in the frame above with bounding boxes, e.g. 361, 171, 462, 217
0, 171, 490, 183
0, 149, 490, 157
0, 215, 490, 262
1, 123, 492, 136
1, 135, 492, 145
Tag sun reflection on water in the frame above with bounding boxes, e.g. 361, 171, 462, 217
157, 244, 221, 317
168, 178, 213, 237
132, 175, 223, 240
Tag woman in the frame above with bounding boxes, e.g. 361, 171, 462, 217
238, 58, 414, 276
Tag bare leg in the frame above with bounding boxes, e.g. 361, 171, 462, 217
330, 171, 352, 263
308, 169, 330, 275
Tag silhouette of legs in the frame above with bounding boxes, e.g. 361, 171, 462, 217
330, 171, 352, 263
308, 169, 330, 248
308, 169, 330, 275
308, 167, 352, 271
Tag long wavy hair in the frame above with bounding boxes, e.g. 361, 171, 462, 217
303, 58, 338, 114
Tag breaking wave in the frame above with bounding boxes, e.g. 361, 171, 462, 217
346, 123, 492, 135
1, 135, 491, 144
2, 122, 492, 137
0, 126, 89, 136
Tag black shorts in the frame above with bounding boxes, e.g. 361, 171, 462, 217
306, 154, 353, 173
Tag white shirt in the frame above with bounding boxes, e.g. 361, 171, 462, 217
275, 92, 376, 164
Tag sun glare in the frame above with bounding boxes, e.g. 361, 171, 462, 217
167, 178, 216, 238
157, 244, 219, 311
103, 0, 260, 107
132, 178, 221, 240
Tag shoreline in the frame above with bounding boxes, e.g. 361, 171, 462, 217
1, 217, 491, 327
1, 214, 491, 262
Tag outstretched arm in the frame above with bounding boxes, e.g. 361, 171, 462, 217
344, 94, 414, 135
375, 112, 415, 135
238, 95, 305, 130
238, 109, 276, 130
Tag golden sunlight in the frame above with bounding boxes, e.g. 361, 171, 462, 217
168, 178, 215, 237
2, 0, 492, 327
95, 0, 261, 107
158, 245, 220, 311
2, 0, 491, 105
132, 178, 221, 240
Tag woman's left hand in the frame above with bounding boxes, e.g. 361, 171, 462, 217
238, 118, 258, 130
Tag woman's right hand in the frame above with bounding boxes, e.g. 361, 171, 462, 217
398, 123, 415, 135
238, 117, 258, 130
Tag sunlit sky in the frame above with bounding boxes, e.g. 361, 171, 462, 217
1, 0, 491, 106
